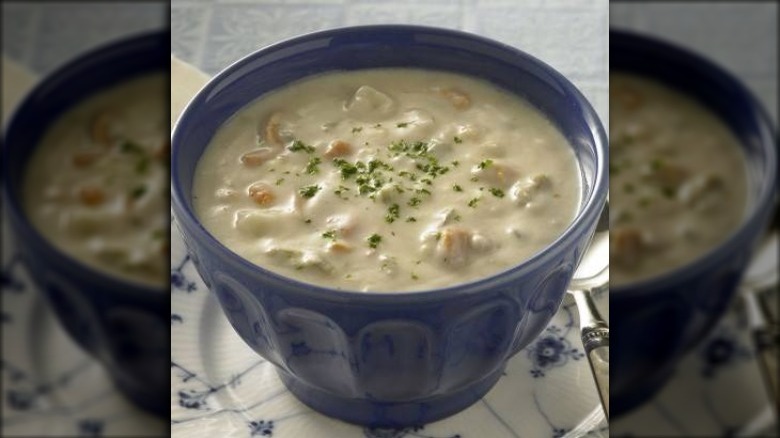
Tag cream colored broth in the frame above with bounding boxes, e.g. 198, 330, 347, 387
193, 69, 580, 292
23, 74, 168, 287
610, 73, 748, 286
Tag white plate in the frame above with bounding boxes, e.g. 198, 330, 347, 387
611, 236, 779, 437
0, 221, 168, 437
170, 216, 609, 438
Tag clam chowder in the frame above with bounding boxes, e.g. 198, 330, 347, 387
193, 69, 580, 292
610, 73, 748, 286
23, 74, 168, 287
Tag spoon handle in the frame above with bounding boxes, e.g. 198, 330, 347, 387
583, 326, 609, 420
753, 323, 779, 415
571, 289, 610, 420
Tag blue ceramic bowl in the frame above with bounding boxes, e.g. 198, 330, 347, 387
172, 25, 608, 427
2, 32, 169, 416
610, 29, 778, 417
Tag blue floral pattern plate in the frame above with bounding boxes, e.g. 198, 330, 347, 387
611, 236, 779, 437
170, 216, 609, 438
0, 221, 168, 437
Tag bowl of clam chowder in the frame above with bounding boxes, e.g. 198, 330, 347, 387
610, 30, 777, 417
171, 25, 608, 427
2, 31, 169, 416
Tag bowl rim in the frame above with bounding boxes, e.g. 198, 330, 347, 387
171, 24, 609, 303
609, 28, 778, 297
2, 30, 168, 301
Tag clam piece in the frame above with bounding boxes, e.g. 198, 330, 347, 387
324, 140, 352, 158
438, 87, 471, 110
90, 110, 115, 147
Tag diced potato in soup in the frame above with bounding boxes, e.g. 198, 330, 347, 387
23, 74, 168, 287
193, 69, 580, 292
610, 73, 748, 286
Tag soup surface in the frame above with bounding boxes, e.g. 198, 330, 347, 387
24, 74, 168, 287
610, 73, 748, 286
193, 69, 580, 292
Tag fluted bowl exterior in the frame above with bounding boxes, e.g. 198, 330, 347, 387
1, 32, 170, 416
610, 30, 778, 417
171, 25, 608, 427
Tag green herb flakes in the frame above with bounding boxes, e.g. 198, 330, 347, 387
489, 188, 505, 198
367, 233, 382, 249
299, 184, 321, 198
288, 140, 315, 154
385, 203, 400, 223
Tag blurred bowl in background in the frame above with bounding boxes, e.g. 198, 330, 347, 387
2, 31, 169, 417
610, 29, 777, 417
171, 25, 608, 427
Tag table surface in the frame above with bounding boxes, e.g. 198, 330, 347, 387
610, 2, 778, 124
168, 0, 610, 129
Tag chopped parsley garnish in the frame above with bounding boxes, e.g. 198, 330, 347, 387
662, 186, 676, 198
130, 185, 147, 199
405, 217, 417, 222
352, 127, 363, 134
385, 203, 400, 223
407, 197, 422, 207
321, 230, 337, 240
451, 160, 460, 167
411, 273, 419, 280
298, 184, 321, 198
135, 156, 150, 174
396, 122, 410, 128
453, 184, 463, 192
151, 229, 166, 240
305, 156, 322, 174
489, 188, 505, 198
275, 177, 285, 186
453, 136, 463, 144
304, 219, 312, 224
478, 159, 493, 170
333, 158, 359, 179
120, 141, 145, 155
367, 233, 382, 249
468, 197, 480, 208
288, 140, 315, 154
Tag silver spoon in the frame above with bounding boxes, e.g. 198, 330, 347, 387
567, 203, 610, 420
740, 202, 779, 417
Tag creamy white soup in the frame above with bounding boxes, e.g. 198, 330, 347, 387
23, 74, 168, 287
610, 73, 748, 286
193, 69, 580, 292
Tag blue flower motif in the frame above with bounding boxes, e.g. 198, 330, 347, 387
532, 336, 566, 368
249, 420, 274, 436
77, 419, 104, 437
171, 270, 197, 292
6, 389, 36, 410
699, 330, 750, 378
526, 326, 583, 378
179, 389, 212, 410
